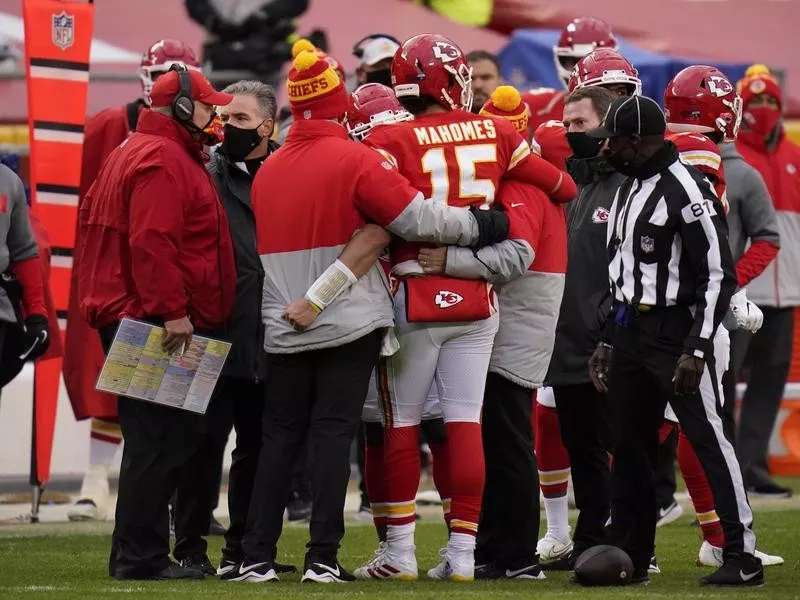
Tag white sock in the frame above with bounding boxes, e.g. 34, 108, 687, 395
387, 522, 415, 551
78, 463, 110, 505
449, 532, 476, 553
89, 435, 119, 467
543, 496, 571, 541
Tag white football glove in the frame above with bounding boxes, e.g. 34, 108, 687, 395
726, 289, 764, 333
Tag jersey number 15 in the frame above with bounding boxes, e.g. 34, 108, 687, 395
421, 144, 497, 208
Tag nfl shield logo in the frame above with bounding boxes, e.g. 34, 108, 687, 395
640, 235, 655, 254
52, 11, 75, 51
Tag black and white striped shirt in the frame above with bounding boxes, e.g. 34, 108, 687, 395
606, 144, 736, 358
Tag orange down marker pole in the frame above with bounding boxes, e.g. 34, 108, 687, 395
23, 0, 94, 517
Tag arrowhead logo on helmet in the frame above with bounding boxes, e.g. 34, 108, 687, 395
435, 291, 464, 309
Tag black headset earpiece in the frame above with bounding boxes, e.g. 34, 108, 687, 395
169, 63, 195, 123
352, 33, 401, 60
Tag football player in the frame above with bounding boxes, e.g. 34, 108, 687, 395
523, 17, 619, 134
531, 48, 641, 568
65, 40, 201, 523
360, 33, 574, 582
344, 83, 452, 568
663, 65, 783, 571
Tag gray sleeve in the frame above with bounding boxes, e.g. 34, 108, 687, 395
738, 167, 780, 246
385, 193, 478, 247
4, 166, 38, 263
444, 239, 534, 284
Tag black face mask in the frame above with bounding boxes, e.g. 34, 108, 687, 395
222, 122, 264, 161
566, 131, 604, 159
604, 140, 641, 177
365, 69, 393, 87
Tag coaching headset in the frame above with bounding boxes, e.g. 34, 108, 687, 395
169, 63, 195, 123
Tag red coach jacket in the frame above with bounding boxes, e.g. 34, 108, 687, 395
443, 181, 567, 387
65, 103, 141, 419
77, 110, 236, 331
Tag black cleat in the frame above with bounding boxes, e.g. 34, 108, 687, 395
217, 557, 237, 577
179, 554, 217, 576
220, 558, 279, 583
700, 554, 764, 587
475, 562, 504, 580
503, 557, 546, 580
114, 562, 204, 581
301, 558, 356, 583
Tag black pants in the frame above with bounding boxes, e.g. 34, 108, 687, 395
725, 307, 794, 487
608, 307, 753, 571
241, 331, 381, 564
552, 382, 612, 556
202, 377, 264, 562
654, 427, 678, 511
172, 389, 231, 561
101, 323, 218, 576
476, 373, 539, 566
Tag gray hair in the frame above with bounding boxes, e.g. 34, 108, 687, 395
223, 80, 278, 121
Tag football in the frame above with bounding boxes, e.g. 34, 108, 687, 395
574, 545, 634, 586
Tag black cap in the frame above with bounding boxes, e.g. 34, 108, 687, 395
587, 95, 666, 138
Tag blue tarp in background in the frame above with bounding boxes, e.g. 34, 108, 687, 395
499, 29, 751, 105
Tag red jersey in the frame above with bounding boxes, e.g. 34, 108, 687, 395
668, 132, 727, 210
522, 88, 566, 136
532, 120, 571, 172
365, 109, 573, 270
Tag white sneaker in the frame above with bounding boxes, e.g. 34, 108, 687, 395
67, 499, 106, 521
353, 542, 387, 578
427, 547, 474, 582
354, 545, 417, 580
68, 465, 109, 522
696, 541, 724, 567
656, 501, 683, 527
648, 555, 661, 574
536, 533, 574, 562
755, 549, 784, 567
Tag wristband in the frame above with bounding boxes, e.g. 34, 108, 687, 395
304, 259, 358, 312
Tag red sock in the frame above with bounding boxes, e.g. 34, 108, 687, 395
429, 440, 452, 528
446, 421, 484, 537
364, 440, 388, 541
535, 403, 570, 498
659, 420, 676, 444
383, 425, 421, 528
678, 428, 724, 548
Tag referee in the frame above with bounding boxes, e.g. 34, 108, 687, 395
586, 96, 762, 586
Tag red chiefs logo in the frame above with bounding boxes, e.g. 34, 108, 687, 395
432, 41, 461, 63
592, 207, 609, 224
435, 290, 464, 308
0, 195, 6, 214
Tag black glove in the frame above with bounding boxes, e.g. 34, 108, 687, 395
469, 205, 509, 249
589, 342, 614, 393
20, 314, 50, 361
673, 353, 705, 395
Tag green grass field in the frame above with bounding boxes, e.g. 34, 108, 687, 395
1, 505, 799, 600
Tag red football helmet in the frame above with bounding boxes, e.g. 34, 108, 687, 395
347, 83, 412, 140
664, 65, 742, 142
139, 40, 201, 105
391, 34, 473, 111
554, 17, 619, 87
568, 49, 641, 96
